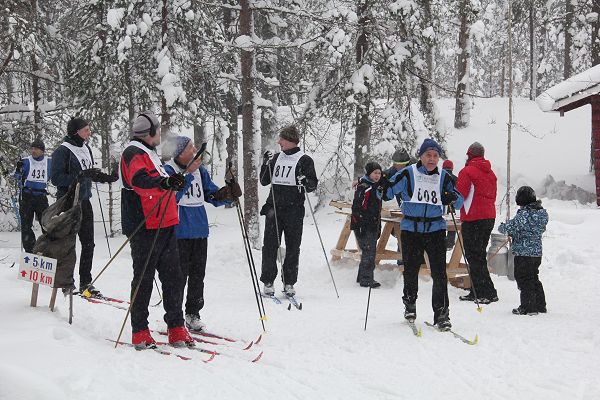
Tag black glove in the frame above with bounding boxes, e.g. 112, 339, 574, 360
441, 190, 458, 206
95, 170, 119, 184
16, 160, 24, 172
263, 150, 274, 165
378, 176, 390, 191
212, 186, 233, 201
227, 181, 242, 198
79, 168, 102, 181
160, 173, 185, 191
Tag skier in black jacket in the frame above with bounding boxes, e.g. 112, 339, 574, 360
259, 125, 318, 297
50, 117, 118, 295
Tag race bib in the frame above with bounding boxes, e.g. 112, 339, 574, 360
409, 164, 442, 209
26, 156, 48, 183
165, 161, 204, 207
61, 142, 94, 170
272, 151, 303, 186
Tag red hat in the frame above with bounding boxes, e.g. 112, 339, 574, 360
442, 159, 454, 170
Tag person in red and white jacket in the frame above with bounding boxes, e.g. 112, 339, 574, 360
456, 142, 498, 303
120, 111, 194, 350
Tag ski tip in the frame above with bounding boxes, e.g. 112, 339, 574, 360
254, 334, 263, 345
299, 303, 303, 310
251, 351, 264, 363
287, 304, 292, 311
203, 352, 217, 363
242, 341, 254, 350
417, 328, 423, 337
473, 334, 479, 345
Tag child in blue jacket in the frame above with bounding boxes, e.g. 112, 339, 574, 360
164, 136, 239, 331
499, 186, 548, 315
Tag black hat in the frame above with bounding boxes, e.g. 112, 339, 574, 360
516, 186, 536, 206
467, 142, 485, 158
392, 149, 410, 165
31, 138, 45, 151
67, 117, 89, 136
279, 125, 300, 144
365, 161, 382, 176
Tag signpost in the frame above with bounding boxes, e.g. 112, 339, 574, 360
18, 252, 57, 308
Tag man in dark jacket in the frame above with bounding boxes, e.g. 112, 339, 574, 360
259, 125, 318, 297
385, 138, 464, 330
50, 117, 118, 294
456, 142, 498, 304
120, 112, 193, 349
14, 138, 51, 252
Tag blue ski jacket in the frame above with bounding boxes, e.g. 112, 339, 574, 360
14, 155, 52, 195
498, 201, 548, 257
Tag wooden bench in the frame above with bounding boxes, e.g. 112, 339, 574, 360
329, 200, 470, 288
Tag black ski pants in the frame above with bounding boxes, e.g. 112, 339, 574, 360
260, 205, 304, 286
401, 229, 449, 323
77, 199, 95, 288
514, 256, 546, 312
130, 226, 184, 333
355, 228, 378, 283
461, 219, 497, 299
178, 237, 207, 316
19, 192, 49, 253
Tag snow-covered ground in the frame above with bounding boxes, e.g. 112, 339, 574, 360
1, 98, 598, 400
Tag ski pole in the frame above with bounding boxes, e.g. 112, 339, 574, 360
114, 192, 173, 348
228, 163, 266, 330
449, 207, 482, 312
152, 277, 163, 307
364, 286, 372, 331
266, 160, 286, 288
95, 182, 112, 257
303, 185, 339, 298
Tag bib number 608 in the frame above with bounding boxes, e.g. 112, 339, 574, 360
417, 188, 438, 204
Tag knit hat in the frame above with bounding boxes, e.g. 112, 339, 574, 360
31, 138, 45, 151
418, 138, 442, 157
442, 159, 454, 171
279, 125, 300, 144
467, 142, 485, 158
515, 186, 536, 206
67, 117, 88, 136
169, 136, 192, 160
392, 149, 410, 165
132, 112, 160, 137
365, 161, 382, 176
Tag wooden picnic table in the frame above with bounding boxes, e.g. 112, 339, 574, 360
329, 200, 470, 288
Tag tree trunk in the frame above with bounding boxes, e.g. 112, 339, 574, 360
500, 44, 505, 97
419, 0, 435, 130
537, 11, 547, 97
194, 122, 207, 149
454, 0, 471, 129
160, 0, 170, 141
30, 0, 41, 138
354, 0, 371, 179
564, 0, 573, 79
240, 0, 260, 248
223, 0, 239, 202
507, 0, 514, 221
259, 14, 279, 154
529, 1, 536, 100
592, 0, 600, 66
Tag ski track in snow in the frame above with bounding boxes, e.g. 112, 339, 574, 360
1, 98, 599, 399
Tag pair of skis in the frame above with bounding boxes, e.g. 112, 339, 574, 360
261, 293, 303, 310
406, 319, 478, 345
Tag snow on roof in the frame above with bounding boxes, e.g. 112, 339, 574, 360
536, 64, 600, 112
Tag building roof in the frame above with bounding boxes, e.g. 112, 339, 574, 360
536, 64, 600, 112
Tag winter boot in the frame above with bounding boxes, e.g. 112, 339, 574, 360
459, 291, 476, 302
403, 302, 416, 321
360, 280, 381, 288
80, 284, 102, 298
263, 283, 275, 296
132, 329, 157, 350
434, 309, 451, 331
512, 306, 538, 316
168, 326, 195, 347
185, 314, 206, 332
284, 284, 296, 297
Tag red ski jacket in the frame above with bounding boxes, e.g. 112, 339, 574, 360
456, 156, 497, 222
120, 139, 178, 235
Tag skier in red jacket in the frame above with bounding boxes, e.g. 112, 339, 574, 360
455, 142, 499, 304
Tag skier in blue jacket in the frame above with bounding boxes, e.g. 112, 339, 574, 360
385, 138, 464, 330
164, 136, 240, 331
14, 138, 52, 252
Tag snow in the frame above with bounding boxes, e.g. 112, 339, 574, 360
1, 98, 599, 399
535, 64, 600, 112
106, 8, 125, 30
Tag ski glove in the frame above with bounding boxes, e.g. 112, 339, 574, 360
263, 150, 274, 165
441, 190, 458, 206
160, 173, 185, 191
227, 181, 243, 198
80, 168, 119, 184
212, 186, 234, 201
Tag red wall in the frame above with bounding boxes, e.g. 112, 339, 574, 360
592, 96, 600, 206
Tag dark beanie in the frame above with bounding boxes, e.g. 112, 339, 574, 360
31, 138, 45, 151
392, 149, 410, 164
418, 138, 443, 157
516, 186, 537, 206
279, 125, 300, 144
365, 161, 382, 176
67, 117, 89, 136
467, 142, 485, 158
